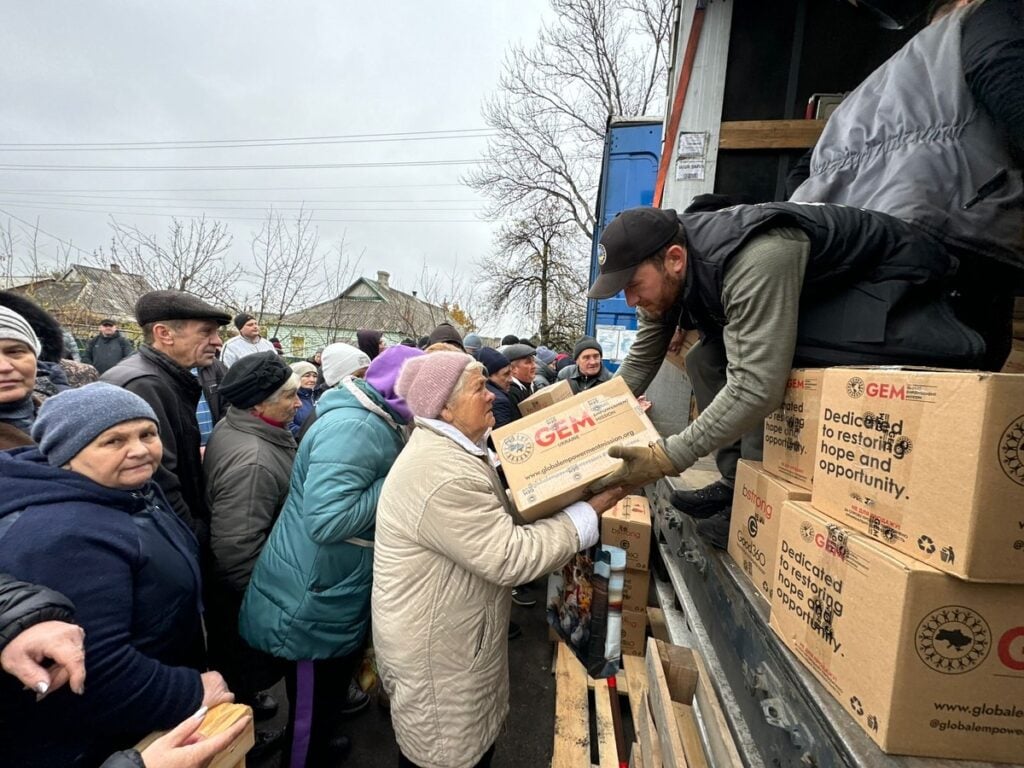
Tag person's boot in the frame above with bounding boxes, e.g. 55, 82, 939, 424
247, 690, 279, 721
695, 510, 732, 550
511, 587, 537, 607
670, 480, 734, 519
339, 680, 370, 717
248, 727, 285, 761
507, 621, 522, 640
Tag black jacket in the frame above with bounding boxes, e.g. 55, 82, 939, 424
197, 358, 228, 425
83, 333, 134, 375
101, 347, 209, 543
677, 202, 985, 367
0, 573, 75, 653
506, 379, 534, 413
487, 381, 519, 429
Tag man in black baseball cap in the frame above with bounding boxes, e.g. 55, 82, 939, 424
589, 202, 984, 547
102, 290, 231, 542
587, 207, 680, 301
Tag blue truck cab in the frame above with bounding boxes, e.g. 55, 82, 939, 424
585, 117, 662, 371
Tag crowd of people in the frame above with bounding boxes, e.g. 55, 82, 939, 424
0, 2, 1020, 766
0, 286, 629, 768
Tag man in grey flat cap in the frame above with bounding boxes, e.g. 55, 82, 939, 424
102, 290, 230, 544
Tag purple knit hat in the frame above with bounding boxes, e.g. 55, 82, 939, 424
395, 351, 474, 419
365, 344, 423, 422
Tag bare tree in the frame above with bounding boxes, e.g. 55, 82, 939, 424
465, 0, 673, 241
245, 207, 333, 337
478, 203, 588, 348
101, 216, 241, 305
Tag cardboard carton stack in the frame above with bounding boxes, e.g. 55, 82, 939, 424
602, 495, 652, 656
728, 366, 1024, 762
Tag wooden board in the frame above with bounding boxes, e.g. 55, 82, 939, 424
719, 119, 826, 150
673, 702, 710, 768
622, 654, 648, 727
594, 678, 618, 768
647, 607, 670, 643
691, 646, 744, 767
645, 638, 689, 768
636, 694, 664, 768
588, 670, 627, 694
553, 643, 590, 768
135, 703, 254, 768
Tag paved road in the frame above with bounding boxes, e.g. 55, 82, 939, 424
252, 588, 557, 767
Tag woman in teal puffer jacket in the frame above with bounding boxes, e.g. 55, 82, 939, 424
239, 344, 422, 768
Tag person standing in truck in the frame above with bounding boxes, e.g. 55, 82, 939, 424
788, 0, 1024, 372
587, 202, 984, 547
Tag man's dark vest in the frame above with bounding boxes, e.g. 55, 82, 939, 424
676, 202, 985, 367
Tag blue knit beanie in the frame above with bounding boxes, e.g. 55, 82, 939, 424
32, 382, 159, 467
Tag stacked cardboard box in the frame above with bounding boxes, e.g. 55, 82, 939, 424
517, 379, 573, 416
726, 460, 810, 602
747, 366, 1024, 762
602, 495, 652, 656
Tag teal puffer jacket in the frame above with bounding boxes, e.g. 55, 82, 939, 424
239, 378, 406, 660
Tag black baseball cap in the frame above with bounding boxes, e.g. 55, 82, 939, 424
587, 207, 680, 299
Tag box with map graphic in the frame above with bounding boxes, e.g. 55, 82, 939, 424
769, 501, 1024, 762
810, 367, 1024, 582
492, 377, 660, 522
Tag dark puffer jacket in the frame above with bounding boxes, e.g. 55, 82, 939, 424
0, 573, 75, 654
0, 448, 204, 768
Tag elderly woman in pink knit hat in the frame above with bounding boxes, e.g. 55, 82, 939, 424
372, 352, 625, 768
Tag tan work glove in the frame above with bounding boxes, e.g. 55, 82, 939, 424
589, 441, 677, 493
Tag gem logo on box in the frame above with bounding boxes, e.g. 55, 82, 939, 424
998, 415, 1024, 486
916, 606, 991, 675
535, 412, 596, 447
846, 377, 865, 398
501, 433, 534, 464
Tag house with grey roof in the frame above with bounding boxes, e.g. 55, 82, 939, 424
273, 270, 460, 358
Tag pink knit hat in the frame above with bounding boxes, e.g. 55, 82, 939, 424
395, 351, 474, 419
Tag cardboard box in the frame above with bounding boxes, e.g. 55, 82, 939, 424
762, 368, 825, 490
1001, 340, 1024, 374
620, 608, 647, 656
769, 502, 1024, 762
727, 461, 811, 601
517, 379, 574, 416
492, 378, 661, 521
602, 495, 652, 571
811, 367, 1024, 582
621, 568, 650, 613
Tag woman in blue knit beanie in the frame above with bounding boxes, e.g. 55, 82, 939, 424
0, 382, 234, 767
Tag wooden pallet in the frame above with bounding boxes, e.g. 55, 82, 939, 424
552, 642, 634, 768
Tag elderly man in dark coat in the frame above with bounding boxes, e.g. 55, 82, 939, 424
102, 291, 230, 544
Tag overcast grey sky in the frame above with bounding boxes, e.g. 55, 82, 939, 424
0, 1, 553, 329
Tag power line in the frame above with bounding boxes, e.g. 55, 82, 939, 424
0, 183, 468, 193
0, 159, 482, 172
0, 199, 481, 214
0, 202, 489, 225
0, 191, 482, 204
0, 127, 494, 150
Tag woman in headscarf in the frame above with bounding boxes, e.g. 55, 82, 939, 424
0, 383, 233, 767
289, 360, 324, 438
356, 329, 384, 361
372, 352, 626, 768
239, 344, 423, 767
